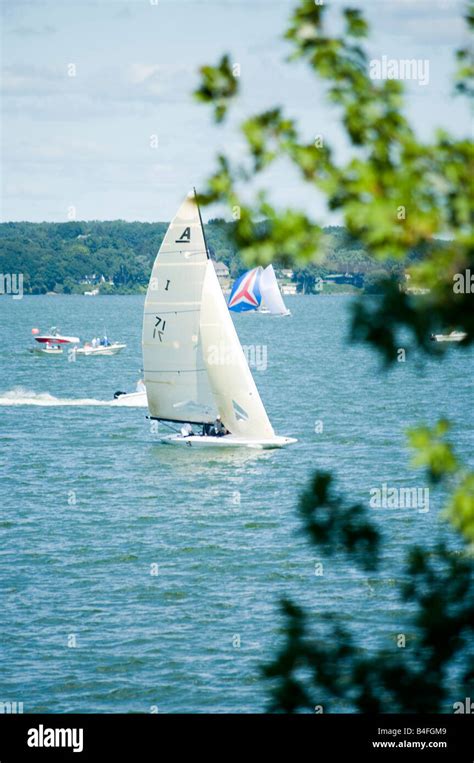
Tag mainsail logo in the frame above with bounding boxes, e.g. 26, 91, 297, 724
233, 400, 249, 421
175, 227, 191, 243
27, 724, 84, 753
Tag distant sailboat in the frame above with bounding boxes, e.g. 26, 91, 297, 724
141, 191, 296, 448
259, 264, 291, 316
228, 265, 291, 315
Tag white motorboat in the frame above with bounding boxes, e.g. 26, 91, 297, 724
430, 331, 467, 343
73, 337, 126, 356
28, 343, 64, 356
28, 327, 80, 355
112, 380, 147, 407
141, 190, 296, 449
112, 390, 147, 407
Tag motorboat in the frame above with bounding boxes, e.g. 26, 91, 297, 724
430, 331, 467, 343
72, 335, 126, 357
112, 380, 147, 406
28, 327, 80, 356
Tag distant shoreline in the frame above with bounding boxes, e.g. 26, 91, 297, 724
4, 289, 363, 298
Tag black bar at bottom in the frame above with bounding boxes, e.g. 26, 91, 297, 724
0, 713, 472, 761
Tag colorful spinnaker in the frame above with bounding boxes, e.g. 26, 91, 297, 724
227, 267, 262, 312
228, 265, 290, 315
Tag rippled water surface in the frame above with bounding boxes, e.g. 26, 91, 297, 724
1, 295, 472, 712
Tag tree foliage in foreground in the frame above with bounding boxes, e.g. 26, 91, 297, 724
195, 1, 474, 711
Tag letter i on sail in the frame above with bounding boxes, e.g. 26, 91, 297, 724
142, 190, 296, 448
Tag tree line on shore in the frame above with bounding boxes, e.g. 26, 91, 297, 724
0, 218, 437, 295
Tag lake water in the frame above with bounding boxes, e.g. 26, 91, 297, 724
0, 295, 472, 712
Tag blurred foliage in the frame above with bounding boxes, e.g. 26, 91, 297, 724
195, 54, 238, 123
194, 1, 474, 358
409, 421, 474, 542
263, 435, 473, 713
195, 1, 474, 712
298, 473, 380, 571
263, 536, 473, 713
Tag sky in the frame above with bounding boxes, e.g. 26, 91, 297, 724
1, 0, 471, 223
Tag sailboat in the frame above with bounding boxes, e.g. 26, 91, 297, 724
141, 191, 296, 448
259, 264, 291, 316
228, 265, 291, 315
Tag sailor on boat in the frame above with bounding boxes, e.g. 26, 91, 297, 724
212, 416, 228, 436
200, 416, 228, 437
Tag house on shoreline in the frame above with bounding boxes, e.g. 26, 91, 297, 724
212, 260, 230, 290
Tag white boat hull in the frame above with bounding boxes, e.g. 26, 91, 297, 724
431, 332, 467, 343
112, 391, 148, 407
28, 346, 63, 356
156, 433, 297, 449
256, 308, 291, 316
73, 343, 126, 356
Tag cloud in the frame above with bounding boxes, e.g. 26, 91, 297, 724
10, 24, 56, 36
1, 0, 471, 222
1, 65, 61, 97
127, 63, 161, 87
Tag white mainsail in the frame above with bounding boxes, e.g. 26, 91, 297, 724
259, 264, 290, 315
142, 191, 276, 440
142, 193, 218, 424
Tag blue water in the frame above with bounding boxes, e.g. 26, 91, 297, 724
0, 295, 472, 712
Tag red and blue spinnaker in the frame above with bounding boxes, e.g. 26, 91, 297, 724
228, 267, 262, 312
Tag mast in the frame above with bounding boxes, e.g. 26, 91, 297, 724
193, 187, 210, 260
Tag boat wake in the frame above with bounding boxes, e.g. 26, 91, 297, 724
0, 387, 147, 408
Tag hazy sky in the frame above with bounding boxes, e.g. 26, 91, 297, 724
1, 0, 471, 223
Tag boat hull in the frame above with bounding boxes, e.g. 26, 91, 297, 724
431, 332, 467, 343
111, 391, 148, 407
73, 344, 126, 356
156, 433, 297, 449
28, 347, 63, 355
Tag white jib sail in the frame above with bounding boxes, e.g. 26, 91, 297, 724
260, 264, 289, 315
200, 260, 276, 440
142, 193, 218, 424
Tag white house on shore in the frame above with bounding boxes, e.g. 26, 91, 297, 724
212, 260, 230, 289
